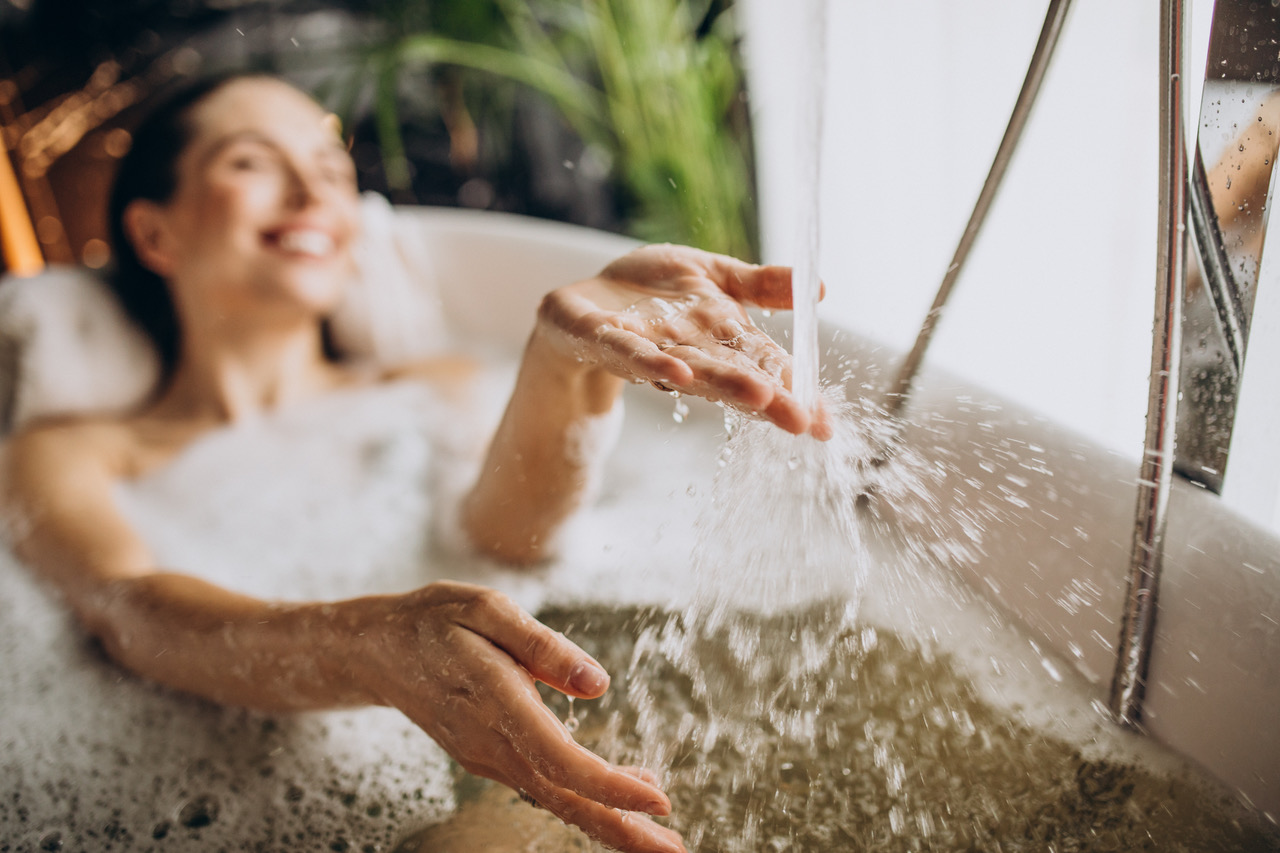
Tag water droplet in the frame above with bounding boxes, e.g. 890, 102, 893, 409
673, 394, 690, 424
564, 697, 580, 733
1040, 657, 1064, 682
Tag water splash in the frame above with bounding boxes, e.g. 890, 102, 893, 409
605, 386, 956, 850
553, 599, 1278, 853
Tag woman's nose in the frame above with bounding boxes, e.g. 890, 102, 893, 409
283, 163, 323, 209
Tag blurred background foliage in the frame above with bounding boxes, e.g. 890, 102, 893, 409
338, 0, 758, 258
0, 0, 760, 272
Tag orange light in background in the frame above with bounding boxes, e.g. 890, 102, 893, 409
0, 137, 44, 276
36, 214, 63, 245
103, 128, 132, 159
82, 238, 110, 269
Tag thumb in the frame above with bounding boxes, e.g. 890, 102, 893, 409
455, 589, 611, 699
707, 256, 827, 310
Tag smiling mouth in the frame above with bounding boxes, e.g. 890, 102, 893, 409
270, 229, 336, 258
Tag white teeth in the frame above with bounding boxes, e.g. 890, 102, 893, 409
277, 229, 334, 257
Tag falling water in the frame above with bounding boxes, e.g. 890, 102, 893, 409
608, 394, 948, 852
789, 0, 828, 413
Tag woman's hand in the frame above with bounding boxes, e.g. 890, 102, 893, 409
345, 581, 686, 853
463, 244, 830, 564
536, 244, 829, 438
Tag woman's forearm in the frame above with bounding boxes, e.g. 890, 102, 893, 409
463, 329, 624, 564
87, 572, 377, 712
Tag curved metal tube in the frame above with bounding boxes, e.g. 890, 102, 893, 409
1188, 150, 1247, 375
882, 0, 1074, 416
1109, 0, 1187, 730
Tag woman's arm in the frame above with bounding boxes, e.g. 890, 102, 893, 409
0, 421, 370, 709
464, 244, 825, 563
462, 331, 624, 563
0, 422, 685, 853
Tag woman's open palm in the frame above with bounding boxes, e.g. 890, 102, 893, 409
536, 245, 827, 437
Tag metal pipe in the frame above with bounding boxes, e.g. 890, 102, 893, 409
1188, 149, 1246, 375
882, 0, 1073, 417
1109, 0, 1187, 730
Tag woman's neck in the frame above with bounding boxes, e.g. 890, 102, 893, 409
152, 322, 343, 423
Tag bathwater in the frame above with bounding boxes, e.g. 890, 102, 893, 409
540, 602, 1280, 853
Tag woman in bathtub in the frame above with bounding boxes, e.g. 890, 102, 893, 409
0, 74, 826, 853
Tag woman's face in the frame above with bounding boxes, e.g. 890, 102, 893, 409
138, 77, 361, 323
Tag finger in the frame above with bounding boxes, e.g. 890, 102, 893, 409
594, 325, 696, 389
663, 333, 818, 436
619, 766, 664, 787
707, 256, 796, 309
523, 777, 687, 853
809, 397, 835, 441
745, 351, 816, 436
452, 629, 674, 816
705, 255, 829, 311
547, 288, 697, 387
659, 345, 777, 411
453, 588, 612, 699
759, 389, 812, 436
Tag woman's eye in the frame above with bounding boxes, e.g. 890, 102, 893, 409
225, 146, 276, 171
320, 160, 356, 184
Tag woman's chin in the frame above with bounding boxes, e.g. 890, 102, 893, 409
256, 266, 351, 314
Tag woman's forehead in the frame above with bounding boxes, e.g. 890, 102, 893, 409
185, 78, 339, 153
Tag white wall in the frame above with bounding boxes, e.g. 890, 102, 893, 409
741, 0, 1280, 529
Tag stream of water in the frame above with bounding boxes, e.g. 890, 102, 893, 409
788, 0, 827, 413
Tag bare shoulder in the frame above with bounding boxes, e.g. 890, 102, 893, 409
1, 415, 138, 489
0, 413, 164, 596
